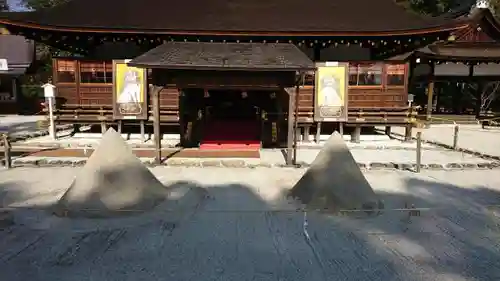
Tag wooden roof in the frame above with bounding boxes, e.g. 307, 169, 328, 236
0, 35, 35, 75
414, 8, 500, 62
0, 0, 469, 36
417, 43, 500, 61
128, 42, 315, 71
451, 7, 500, 42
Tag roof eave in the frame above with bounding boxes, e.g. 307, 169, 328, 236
0, 19, 470, 37
127, 63, 315, 71
415, 51, 500, 62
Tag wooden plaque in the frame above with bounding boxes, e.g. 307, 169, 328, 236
314, 62, 349, 122
112, 60, 148, 120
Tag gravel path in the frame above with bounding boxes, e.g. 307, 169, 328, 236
1, 167, 499, 281
390, 125, 500, 159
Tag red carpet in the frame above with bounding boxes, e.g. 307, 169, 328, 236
200, 120, 261, 150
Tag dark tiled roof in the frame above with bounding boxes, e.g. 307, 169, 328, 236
128, 42, 315, 71
0, 35, 34, 74
0, 0, 467, 34
417, 43, 500, 61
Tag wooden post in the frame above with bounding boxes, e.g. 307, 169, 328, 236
475, 80, 483, 119
151, 85, 163, 164
315, 122, 322, 143
178, 90, 187, 147
351, 126, 361, 143
426, 63, 435, 121
117, 120, 122, 134
73, 124, 81, 135
404, 124, 412, 142
100, 121, 107, 134
286, 88, 294, 165
295, 127, 302, 142
385, 126, 391, 136
416, 131, 422, 173
2, 134, 11, 169
453, 125, 459, 150
140, 120, 145, 141
339, 122, 344, 136
303, 125, 310, 143
293, 84, 300, 165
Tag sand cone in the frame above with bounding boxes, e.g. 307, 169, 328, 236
290, 132, 380, 212
54, 128, 167, 218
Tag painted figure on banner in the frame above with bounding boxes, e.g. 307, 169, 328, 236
319, 75, 342, 107
117, 69, 143, 115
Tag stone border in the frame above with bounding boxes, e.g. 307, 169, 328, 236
298, 144, 444, 151
5, 157, 500, 171
14, 141, 445, 152
6, 124, 73, 143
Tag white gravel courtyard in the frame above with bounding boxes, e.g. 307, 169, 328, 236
1, 166, 499, 281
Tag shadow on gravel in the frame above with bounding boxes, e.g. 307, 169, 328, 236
0, 171, 500, 281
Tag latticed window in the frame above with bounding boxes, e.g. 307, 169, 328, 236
386, 64, 405, 86
56, 60, 76, 83
348, 63, 382, 86
80, 61, 113, 84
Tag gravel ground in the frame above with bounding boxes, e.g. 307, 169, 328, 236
390, 125, 500, 158
1, 167, 499, 281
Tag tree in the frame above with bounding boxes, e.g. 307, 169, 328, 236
22, 0, 67, 10
0, 0, 9, 11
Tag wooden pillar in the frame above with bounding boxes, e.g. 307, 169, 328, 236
303, 125, 310, 142
117, 120, 122, 134
286, 88, 295, 165
404, 124, 412, 142
426, 63, 435, 121
2, 134, 11, 169
275, 92, 284, 146
140, 120, 145, 141
151, 85, 163, 164
315, 122, 322, 143
178, 90, 186, 147
293, 84, 300, 164
351, 126, 361, 143
295, 127, 302, 142
100, 121, 107, 134
385, 126, 391, 135
475, 81, 483, 119
11, 78, 17, 105
72, 124, 81, 135
339, 122, 344, 136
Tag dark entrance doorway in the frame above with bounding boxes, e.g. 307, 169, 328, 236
200, 90, 271, 150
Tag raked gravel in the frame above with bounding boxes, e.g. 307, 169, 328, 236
0, 167, 499, 281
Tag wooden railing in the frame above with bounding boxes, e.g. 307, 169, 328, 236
46, 104, 179, 123
347, 106, 418, 125
478, 113, 500, 128
45, 103, 416, 127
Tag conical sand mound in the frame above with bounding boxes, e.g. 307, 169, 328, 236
54, 128, 167, 218
290, 132, 380, 212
